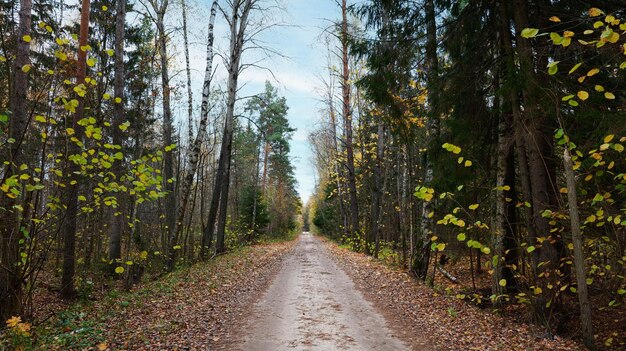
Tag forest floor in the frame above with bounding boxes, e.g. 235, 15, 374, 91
323, 238, 585, 351
29, 240, 295, 350
22, 232, 605, 350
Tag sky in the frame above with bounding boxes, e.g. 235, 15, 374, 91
176, 0, 343, 205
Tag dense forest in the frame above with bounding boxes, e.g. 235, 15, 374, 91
307, 0, 625, 350
1, 0, 625, 350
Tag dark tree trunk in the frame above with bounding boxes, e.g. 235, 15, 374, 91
0, 0, 32, 319
108, 0, 126, 272
341, 0, 359, 249
61, 0, 90, 299
414, 0, 439, 281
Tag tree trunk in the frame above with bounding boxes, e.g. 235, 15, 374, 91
414, 0, 439, 281
172, 0, 217, 267
512, 0, 564, 326
207, 0, 253, 255
341, 0, 359, 248
154, 0, 177, 263
563, 146, 595, 350
181, 0, 194, 145
0, 0, 31, 319
61, 0, 90, 299
367, 119, 384, 255
108, 0, 126, 273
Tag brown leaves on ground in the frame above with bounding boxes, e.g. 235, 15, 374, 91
323, 239, 584, 351
37, 241, 294, 350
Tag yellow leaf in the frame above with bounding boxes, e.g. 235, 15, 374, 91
563, 31, 574, 38
499, 279, 507, 287
97, 343, 108, 351
469, 204, 479, 210
436, 243, 446, 251
589, 8, 602, 17
87, 58, 96, 67
605, 92, 615, 100
534, 287, 543, 295
604, 135, 614, 143
605, 15, 615, 23
464, 160, 472, 167
22, 35, 32, 42
115, 97, 122, 103
595, 85, 605, 92
115, 266, 124, 274
587, 68, 599, 76
607, 32, 620, 43
21, 64, 31, 73
578, 75, 586, 83
577, 91, 589, 101
549, 16, 561, 22
102, 5, 108, 10
584, 174, 593, 182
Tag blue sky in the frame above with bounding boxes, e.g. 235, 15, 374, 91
178, 0, 344, 204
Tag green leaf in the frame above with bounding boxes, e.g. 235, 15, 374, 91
499, 279, 507, 287
457, 233, 466, 241
521, 28, 539, 38
548, 62, 559, 75
592, 193, 604, 202
0, 114, 7, 123
568, 62, 582, 74
527, 246, 536, 253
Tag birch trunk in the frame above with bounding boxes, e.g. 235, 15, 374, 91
206, 0, 253, 255
172, 0, 218, 266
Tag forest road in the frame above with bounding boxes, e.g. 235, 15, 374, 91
233, 232, 410, 351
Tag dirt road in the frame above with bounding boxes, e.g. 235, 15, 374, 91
234, 232, 409, 350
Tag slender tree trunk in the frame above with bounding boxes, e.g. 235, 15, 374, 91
108, 0, 126, 272
414, 0, 439, 281
181, 0, 194, 145
0, 0, 31, 319
153, 0, 177, 263
61, 0, 90, 299
328, 82, 348, 240
207, 0, 253, 255
492, 104, 509, 306
172, 0, 217, 266
367, 119, 384, 255
563, 145, 595, 350
340, 0, 359, 248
